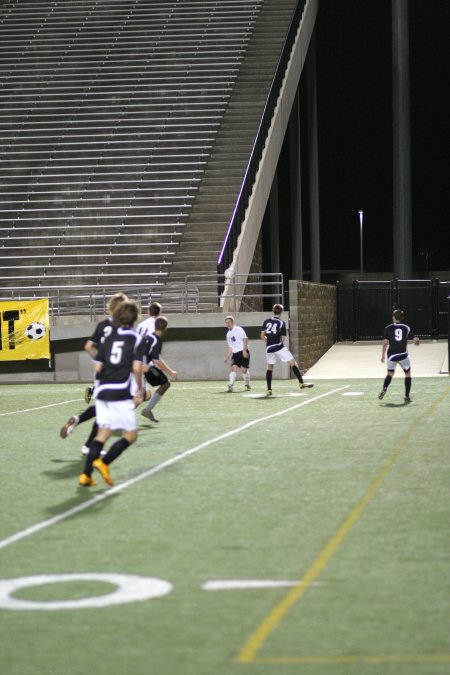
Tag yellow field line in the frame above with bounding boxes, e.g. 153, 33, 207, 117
236, 386, 450, 663
253, 654, 450, 664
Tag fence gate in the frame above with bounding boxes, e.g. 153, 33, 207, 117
337, 279, 448, 341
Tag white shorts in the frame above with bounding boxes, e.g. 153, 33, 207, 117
387, 356, 411, 372
130, 377, 146, 396
95, 399, 138, 431
266, 346, 294, 365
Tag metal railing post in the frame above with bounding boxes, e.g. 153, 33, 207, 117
448, 294, 450, 372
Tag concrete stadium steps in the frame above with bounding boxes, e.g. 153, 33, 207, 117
160, 0, 300, 306
0, 0, 264, 300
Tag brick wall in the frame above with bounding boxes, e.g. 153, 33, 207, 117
289, 280, 336, 371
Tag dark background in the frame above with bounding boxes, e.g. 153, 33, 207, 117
315, 0, 450, 274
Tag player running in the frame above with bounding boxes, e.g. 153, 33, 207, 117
260, 304, 313, 396
79, 300, 144, 487
379, 309, 419, 403
223, 315, 251, 392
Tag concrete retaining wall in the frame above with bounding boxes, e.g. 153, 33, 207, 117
0, 283, 337, 383
289, 280, 337, 371
0, 312, 287, 384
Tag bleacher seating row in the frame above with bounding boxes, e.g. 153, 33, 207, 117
0, 0, 264, 311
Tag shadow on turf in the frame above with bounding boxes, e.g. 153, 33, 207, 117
381, 401, 411, 407
44, 490, 119, 517
46, 458, 83, 479
214, 390, 277, 399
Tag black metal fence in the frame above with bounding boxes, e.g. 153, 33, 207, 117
337, 279, 450, 341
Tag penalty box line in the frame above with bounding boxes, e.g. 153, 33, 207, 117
0, 385, 349, 553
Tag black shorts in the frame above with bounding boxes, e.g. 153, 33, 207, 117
231, 350, 250, 369
145, 365, 169, 387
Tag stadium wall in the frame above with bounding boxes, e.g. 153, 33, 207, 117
289, 280, 337, 371
0, 312, 284, 383
0, 283, 337, 383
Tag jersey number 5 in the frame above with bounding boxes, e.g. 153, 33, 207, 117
110, 341, 125, 364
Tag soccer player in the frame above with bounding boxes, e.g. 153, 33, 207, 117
379, 308, 420, 403
137, 301, 162, 337
223, 315, 250, 392
260, 303, 314, 396
79, 300, 144, 487
60, 292, 128, 455
83, 292, 129, 401
140, 316, 177, 423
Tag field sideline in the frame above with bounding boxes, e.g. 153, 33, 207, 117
1, 378, 449, 675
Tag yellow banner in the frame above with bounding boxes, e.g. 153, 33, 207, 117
0, 299, 50, 361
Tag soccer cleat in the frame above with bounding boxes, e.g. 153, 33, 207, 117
225, 385, 233, 393
266, 389, 272, 397
79, 473, 96, 487
81, 445, 90, 456
404, 396, 411, 403
141, 408, 159, 423
60, 416, 79, 439
300, 383, 314, 389
378, 390, 386, 400
84, 386, 94, 404
245, 383, 251, 391
92, 458, 114, 486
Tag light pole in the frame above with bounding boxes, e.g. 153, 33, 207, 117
358, 210, 364, 276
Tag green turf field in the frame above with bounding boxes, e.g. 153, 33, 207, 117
1, 379, 449, 675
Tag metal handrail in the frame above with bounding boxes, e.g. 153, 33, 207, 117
0, 272, 283, 319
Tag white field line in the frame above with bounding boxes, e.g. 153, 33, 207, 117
0, 386, 349, 552
203, 580, 323, 590
0, 399, 83, 416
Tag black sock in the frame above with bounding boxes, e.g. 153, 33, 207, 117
78, 406, 96, 424
383, 374, 392, 390
104, 438, 130, 465
84, 421, 98, 448
266, 370, 272, 390
83, 439, 103, 477
405, 378, 412, 397
292, 365, 304, 384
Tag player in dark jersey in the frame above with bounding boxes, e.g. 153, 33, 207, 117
260, 304, 313, 396
59, 292, 128, 455
83, 292, 129, 402
140, 316, 177, 423
379, 309, 420, 403
79, 300, 144, 487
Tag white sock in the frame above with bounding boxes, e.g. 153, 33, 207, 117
146, 392, 161, 412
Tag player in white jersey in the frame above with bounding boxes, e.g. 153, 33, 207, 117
137, 301, 162, 338
140, 316, 177, 422
224, 316, 251, 392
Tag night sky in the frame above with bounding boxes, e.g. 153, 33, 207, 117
315, 0, 450, 274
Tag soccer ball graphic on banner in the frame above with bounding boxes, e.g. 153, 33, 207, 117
25, 322, 46, 341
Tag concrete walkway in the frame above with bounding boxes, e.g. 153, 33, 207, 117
306, 341, 449, 379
